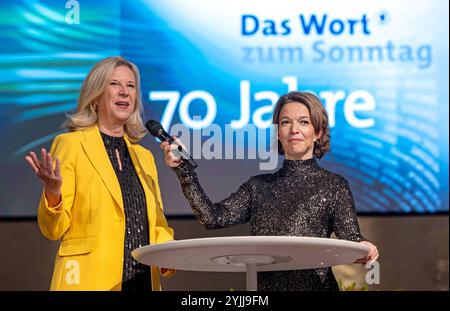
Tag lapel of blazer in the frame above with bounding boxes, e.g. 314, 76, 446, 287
124, 138, 149, 198
124, 136, 145, 178
124, 136, 158, 238
124, 135, 157, 187
81, 126, 124, 212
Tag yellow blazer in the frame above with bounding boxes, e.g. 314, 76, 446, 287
37, 126, 174, 290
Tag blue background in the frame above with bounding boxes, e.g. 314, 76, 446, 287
0, 0, 448, 216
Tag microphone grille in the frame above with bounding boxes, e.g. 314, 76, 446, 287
145, 119, 163, 137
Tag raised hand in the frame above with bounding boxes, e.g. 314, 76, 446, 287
25, 148, 62, 207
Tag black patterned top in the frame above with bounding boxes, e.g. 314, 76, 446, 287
100, 132, 151, 291
173, 157, 366, 291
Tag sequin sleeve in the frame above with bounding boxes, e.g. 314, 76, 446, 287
173, 162, 253, 229
331, 176, 366, 242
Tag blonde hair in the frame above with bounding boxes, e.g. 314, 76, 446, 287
63, 56, 147, 142
272, 91, 331, 159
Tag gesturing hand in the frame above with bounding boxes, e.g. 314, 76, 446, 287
25, 148, 62, 206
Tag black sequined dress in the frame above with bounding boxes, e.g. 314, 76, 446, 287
173, 157, 365, 291
100, 132, 151, 291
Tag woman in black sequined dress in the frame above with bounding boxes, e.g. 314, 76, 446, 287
161, 91, 379, 291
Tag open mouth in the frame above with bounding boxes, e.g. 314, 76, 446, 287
115, 101, 130, 108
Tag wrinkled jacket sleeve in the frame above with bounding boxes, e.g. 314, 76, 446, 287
37, 135, 77, 241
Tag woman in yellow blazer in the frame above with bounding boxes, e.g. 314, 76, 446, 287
24, 56, 174, 291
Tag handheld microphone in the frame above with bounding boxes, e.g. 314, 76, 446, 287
145, 119, 198, 169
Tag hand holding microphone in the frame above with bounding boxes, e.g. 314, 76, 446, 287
146, 120, 198, 169
160, 140, 183, 168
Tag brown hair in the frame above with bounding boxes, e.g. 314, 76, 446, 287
272, 91, 330, 159
63, 56, 146, 143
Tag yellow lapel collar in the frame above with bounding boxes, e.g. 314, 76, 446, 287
124, 135, 155, 180
80, 126, 123, 211
124, 135, 144, 177
124, 135, 158, 235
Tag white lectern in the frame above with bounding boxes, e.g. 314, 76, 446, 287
132, 236, 369, 291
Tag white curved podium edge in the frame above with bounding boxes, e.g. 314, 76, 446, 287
132, 236, 369, 271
